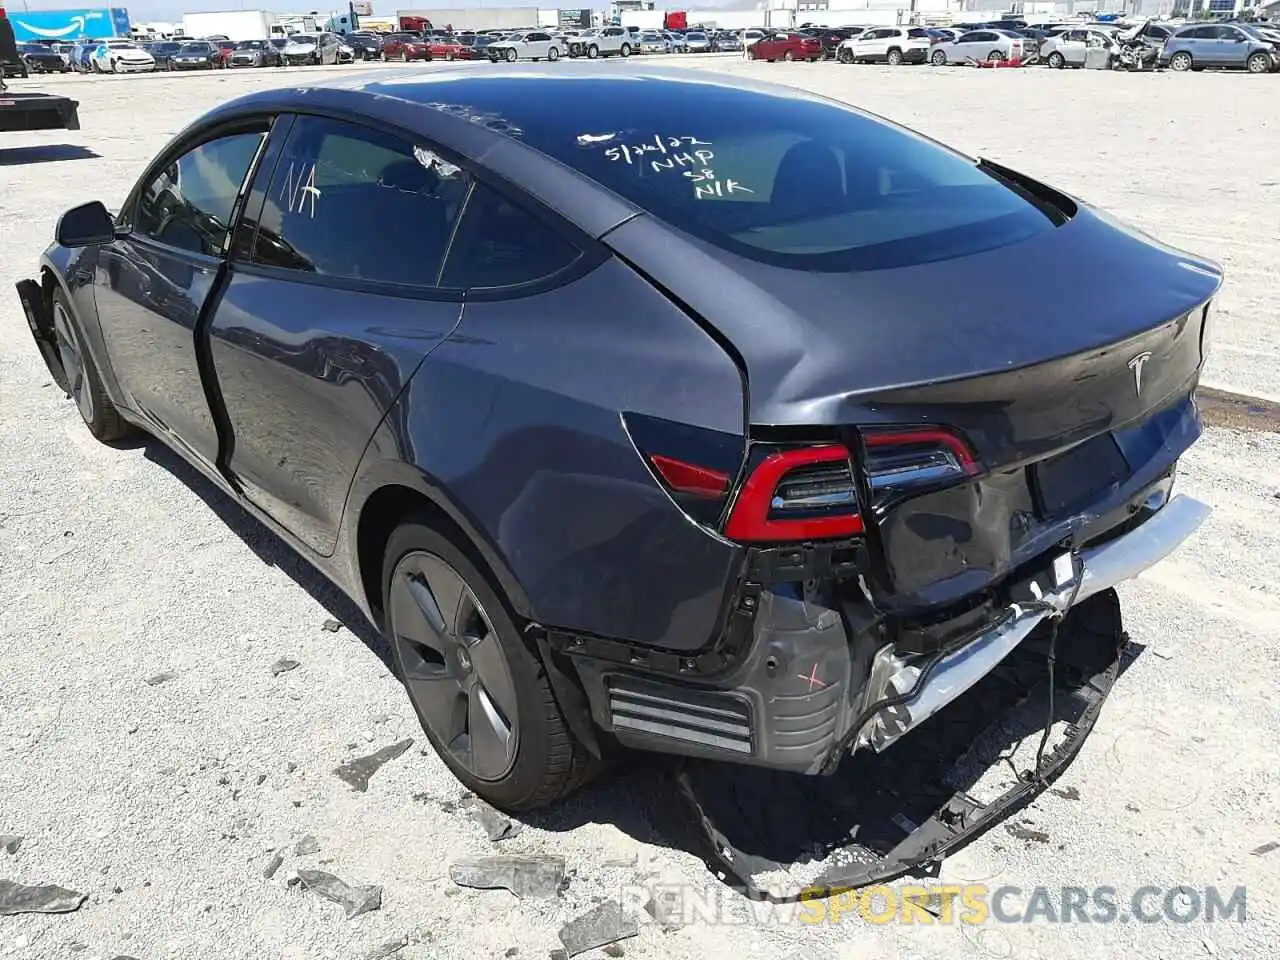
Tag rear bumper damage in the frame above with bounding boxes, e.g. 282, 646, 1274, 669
572, 490, 1208, 774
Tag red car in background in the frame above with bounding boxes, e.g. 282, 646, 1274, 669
748, 30, 823, 62
427, 38, 476, 60
212, 39, 236, 67
381, 32, 432, 61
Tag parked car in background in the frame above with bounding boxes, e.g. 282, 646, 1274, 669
51, 42, 77, 69
381, 32, 431, 61
91, 40, 155, 73
281, 32, 342, 66
17, 42, 68, 74
229, 39, 282, 68
714, 31, 742, 52
1040, 27, 1117, 69
929, 28, 1026, 65
168, 41, 220, 70
741, 27, 766, 52
345, 32, 383, 60
665, 31, 689, 53
212, 40, 237, 68
637, 31, 669, 54
801, 26, 854, 59
683, 30, 712, 53
1161, 23, 1279, 73
748, 30, 823, 61
424, 37, 470, 59
488, 31, 563, 62
567, 27, 632, 58
839, 26, 932, 64
147, 40, 184, 70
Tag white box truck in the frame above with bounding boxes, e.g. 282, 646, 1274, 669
182, 10, 274, 41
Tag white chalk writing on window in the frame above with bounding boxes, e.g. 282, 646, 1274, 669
280, 162, 321, 218
603, 135, 714, 167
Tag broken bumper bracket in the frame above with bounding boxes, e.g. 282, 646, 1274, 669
676, 588, 1127, 900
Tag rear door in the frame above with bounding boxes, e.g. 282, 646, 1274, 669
94, 118, 270, 467
1059, 30, 1087, 64
204, 113, 469, 555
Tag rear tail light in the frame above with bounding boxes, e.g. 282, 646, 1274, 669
623, 412, 745, 528
723, 427, 979, 544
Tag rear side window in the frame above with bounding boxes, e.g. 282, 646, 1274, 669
250, 115, 471, 288
460, 80, 1059, 272
440, 183, 582, 290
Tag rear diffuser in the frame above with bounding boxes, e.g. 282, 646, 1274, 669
676, 589, 1125, 899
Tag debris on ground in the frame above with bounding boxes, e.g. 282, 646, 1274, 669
1250, 840, 1278, 857
558, 901, 639, 957
1005, 823, 1050, 843
0, 836, 22, 855
322, 619, 343, 632
271, 658, 301, 677
449, 856, 565, 900
366, 936, 408, 959
604, 946, 625, 958
144, 670, 178, 686
296, 869, 383, 919
262, 851, 284, 879
1050, 786, 1081, 801
460, 795, 523, 843
333, 739, 414, 792
294, 835, 320, 856
0, 879, 88, 915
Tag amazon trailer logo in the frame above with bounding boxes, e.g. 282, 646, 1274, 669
1128, 351, 1152, 398
10, 8, 126, 43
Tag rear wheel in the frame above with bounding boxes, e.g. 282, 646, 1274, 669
1047, 51, 1065, 69
988, 50, 1005, 62
51, 289, 132, 443
783, 49, 795, 61
839, 47, 854, 64
887, 47, 903, 65
383, 521, 596, 811
620, 43, 631, 57
1169, 51, 1192, 71
931, 48, 946, 66
505, 47, 518, 62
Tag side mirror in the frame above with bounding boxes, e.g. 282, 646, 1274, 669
55, 200, 120, 248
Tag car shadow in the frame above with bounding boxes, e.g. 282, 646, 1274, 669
0, 144, 101, 166
136, 437, 393, 672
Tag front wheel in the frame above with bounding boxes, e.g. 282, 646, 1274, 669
587, 44, 600, 59
383, 521, 597, 811
783, 49, 795, 62
51, 290, 133, 443
931, 49, 947, 66
620, 43, 631, 58
1169, 51, 1192, 72
1047, 51, 1065, 69
548, 46, 559, 61
1247, 51, 1270, 74
505, 47, 518, 62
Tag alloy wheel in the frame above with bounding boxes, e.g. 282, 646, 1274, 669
389, 551, 519, 782
52, 301, 94, 424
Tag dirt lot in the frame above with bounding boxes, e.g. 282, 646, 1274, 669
1, 61, 1277, 960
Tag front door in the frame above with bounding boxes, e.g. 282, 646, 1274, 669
205, 113, 470, 555
95, 122, 269, 466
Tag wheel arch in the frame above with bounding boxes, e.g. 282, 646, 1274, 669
350, 463, 535, 631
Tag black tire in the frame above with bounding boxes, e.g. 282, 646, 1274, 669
1247, 51, 1269, 74
548, 46, 559, 61
783, 49, 795, 61
505, 47, 517, 62
620, 43, 631, 58
1047, 51, 1065, 69
887, 47, 903, 66
1170, 51, 1192, 72
383, 520, 596, 811
839, 48, 854, 64
587, 44, 600, 59
931, 48, 947, 66
50, 288, 132, 443
988, 50, 1005, 62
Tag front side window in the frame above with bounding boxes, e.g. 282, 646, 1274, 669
250, 116, 471, 288
134, 131, 265, 256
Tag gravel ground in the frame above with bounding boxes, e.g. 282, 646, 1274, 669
1, 60, 1278, 960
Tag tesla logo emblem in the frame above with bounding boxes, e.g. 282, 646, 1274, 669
797, 662, 828, 693
1128, 351, 1152, 397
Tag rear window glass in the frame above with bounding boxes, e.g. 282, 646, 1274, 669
434, 79, 1059, 272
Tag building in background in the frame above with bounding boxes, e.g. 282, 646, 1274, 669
7, 6, 130, 41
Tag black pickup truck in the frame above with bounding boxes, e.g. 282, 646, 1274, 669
0, 13, 81, 134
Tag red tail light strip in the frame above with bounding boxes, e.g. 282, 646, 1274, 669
649, 454, 731, 498
723, 446, 865, 542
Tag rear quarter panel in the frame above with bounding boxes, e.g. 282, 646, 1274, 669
348, 256, 749, 652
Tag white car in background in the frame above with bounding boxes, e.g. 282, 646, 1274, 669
566, 26, 632, 58
837, 26, 933, 65
929, 28, 1027, 65
486, 31, 564, 62
91, 40, 155, 73
742, 28, 766, 54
